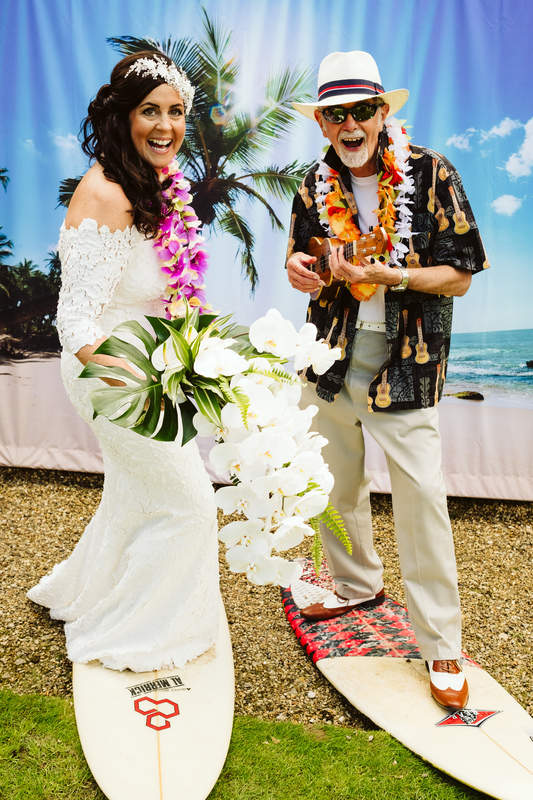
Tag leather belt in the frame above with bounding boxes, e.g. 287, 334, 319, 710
355, 319, 386, 333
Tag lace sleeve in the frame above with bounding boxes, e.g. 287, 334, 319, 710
56, 219, 136, 355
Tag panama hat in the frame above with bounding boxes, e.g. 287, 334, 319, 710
292, 51, 409, 120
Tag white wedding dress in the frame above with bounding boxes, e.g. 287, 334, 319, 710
27, 219, 220, 672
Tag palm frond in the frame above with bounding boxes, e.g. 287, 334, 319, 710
238, 161, 315, 202
57, 176, 83, 208
195, 8, 238, 89
107, 35, 199, 85
107, 35, 161, 56
249, 64, 316, 141
216, 179, 283, 230
215, 207, 258, 292
0, 228, 14, 264
0, 168, 9, 192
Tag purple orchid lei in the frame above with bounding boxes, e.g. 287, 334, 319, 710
154, 160, 211, 319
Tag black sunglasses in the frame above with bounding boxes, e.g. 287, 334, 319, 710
321, 102, 382, 124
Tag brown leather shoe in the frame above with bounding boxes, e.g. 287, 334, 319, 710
300, 589, 385, 621
428, 659, 469, 709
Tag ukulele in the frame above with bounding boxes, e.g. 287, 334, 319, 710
307, 228, 388, 301
415, 318, 430, 364
435, 363, 442, 404
405, 237, 421, 269
435, 196, 449, 232
400, 309, 412, 359
429, 158, 449, 231
448, 186, 470, 235
375, 369, 392, 408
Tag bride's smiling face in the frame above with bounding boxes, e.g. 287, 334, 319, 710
128, 84, 186, 172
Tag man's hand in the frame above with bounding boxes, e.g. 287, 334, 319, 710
329, 244, 396, 285
286, 252, 324, 294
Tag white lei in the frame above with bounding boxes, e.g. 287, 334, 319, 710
315, 118, 415, 267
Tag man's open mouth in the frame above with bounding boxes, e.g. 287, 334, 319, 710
341, 137, 365, 151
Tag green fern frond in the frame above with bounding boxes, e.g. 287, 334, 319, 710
309, 517, 323, 575
317, 502, 352, 554
246, 364, 298, 385
218, 378, 250, 427
306, 480, 351, 554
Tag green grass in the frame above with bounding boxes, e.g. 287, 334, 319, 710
0, 689, 490, 799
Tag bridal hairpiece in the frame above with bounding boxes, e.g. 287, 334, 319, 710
125, 56, 195, 113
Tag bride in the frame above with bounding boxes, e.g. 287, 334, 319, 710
27, 52, 220, 673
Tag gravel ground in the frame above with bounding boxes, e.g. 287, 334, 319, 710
0, 466, 531, 730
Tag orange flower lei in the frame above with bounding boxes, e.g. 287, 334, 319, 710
315, 119, 413, 301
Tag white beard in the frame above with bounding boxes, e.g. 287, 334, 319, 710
338, 139, 370, 169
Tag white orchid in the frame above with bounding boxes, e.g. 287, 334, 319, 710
209, 441, 267, 483
194, 336, 248, 378
248, 308, 298, 357
232, 380, 284, 428
192, 410, 225, 439
312, 465, 335, 495
286, 320, 344, 375
236, 357, 277, 388
152, 337, 185, 373
266, 404, 317, 443
252, 467, 308, 499
225, 537, 278, 585
272, 516, 314, 552
215, 483, 279, 520
271, 556, 303, 588
296, 431, 329, 455
283, 489, 329, 520
238, 429, 298, 472
294, 339, 343, 374
218, 518, 267, 548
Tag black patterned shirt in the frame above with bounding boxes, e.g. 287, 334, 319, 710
286, 128, 489, 411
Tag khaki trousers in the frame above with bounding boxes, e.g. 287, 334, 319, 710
303, 329, 461, 661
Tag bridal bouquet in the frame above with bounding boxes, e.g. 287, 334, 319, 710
80, 304, 351, 586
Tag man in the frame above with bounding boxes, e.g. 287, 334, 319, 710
286, 51, 488, 710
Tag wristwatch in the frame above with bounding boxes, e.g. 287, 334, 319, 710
390, 267, 409, 292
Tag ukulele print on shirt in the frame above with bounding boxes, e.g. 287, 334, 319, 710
448, 185, 470, 235
429, 159, 450, 232
375, 369, 392, 408
401, 309, 412, 359
415, 318, 430, 364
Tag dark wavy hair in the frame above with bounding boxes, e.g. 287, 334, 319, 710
80, 51, 188, 237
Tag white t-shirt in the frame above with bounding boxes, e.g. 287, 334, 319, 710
349, 172, 385, 324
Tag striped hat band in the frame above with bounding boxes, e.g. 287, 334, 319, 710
318, 78, 385, 103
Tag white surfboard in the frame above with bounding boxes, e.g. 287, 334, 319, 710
73, 601, 234, 800
285, 571, 533, 800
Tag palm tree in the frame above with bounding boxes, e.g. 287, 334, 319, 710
0, 256, 60, 335
93, 10, 314, 291
0, 167, 9, 192
0, 227, 13, 264
0, 227, 14, 301
0, 169, 59, 345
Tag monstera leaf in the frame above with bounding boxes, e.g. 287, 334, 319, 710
79, 319, 196, 444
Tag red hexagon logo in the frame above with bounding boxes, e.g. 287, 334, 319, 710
134, 696, 180, 731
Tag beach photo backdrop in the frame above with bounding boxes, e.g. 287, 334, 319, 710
0, 0, 532, 494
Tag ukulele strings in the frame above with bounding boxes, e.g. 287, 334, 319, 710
314, 241, 355, 275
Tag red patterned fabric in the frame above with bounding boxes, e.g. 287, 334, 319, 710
282, 559, 478, 667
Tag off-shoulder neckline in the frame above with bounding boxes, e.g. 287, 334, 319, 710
60, 218, 141, 236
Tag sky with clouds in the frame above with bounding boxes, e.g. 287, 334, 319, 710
0, 0, 531, 333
